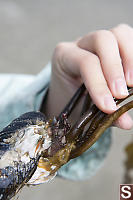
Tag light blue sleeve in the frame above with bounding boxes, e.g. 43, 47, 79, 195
0, 63, 51, 130
0, 63, 112, 181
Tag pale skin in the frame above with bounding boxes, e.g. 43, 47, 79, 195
44, 24, 133, 130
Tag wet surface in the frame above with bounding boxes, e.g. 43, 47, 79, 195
0, 1, 133, 199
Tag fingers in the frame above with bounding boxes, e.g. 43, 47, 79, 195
77, 48, 133, 130
77, 30, 129, 99
77, 27, 133, 129
79, 51, 118, 113
58, 43, 117, 113
111, 24, 133, 87
56, 25, 133, 130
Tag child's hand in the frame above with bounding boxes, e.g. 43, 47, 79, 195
45, 24, 133, 130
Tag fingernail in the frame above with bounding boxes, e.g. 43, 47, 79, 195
113, 78, 129, 96
104, 95, 117, 111
127, 69, 133, 86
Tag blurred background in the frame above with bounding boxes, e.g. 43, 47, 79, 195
0, 0, 133, 199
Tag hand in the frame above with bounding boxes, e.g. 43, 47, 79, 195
44, 24, 133, 130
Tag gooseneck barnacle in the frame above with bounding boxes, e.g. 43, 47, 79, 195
0, 84, 133, 199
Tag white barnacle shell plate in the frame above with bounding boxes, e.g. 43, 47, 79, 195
0, 124, 57, 184
28, 166, 57, 185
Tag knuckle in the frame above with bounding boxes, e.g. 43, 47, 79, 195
79, 53, 100, 68
78, 56, 88, 68
111, 23, 131, 34
89, 54, 100, 65
53, 42, 68, 64
92, 30, 115, 45
116, 23, 130, 30
54, 42, 66, 55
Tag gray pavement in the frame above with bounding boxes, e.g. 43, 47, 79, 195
0, 0, 133, 200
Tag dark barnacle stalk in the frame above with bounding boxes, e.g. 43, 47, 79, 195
68, 87, 133, 159
70, 100, 133, 159
41, 86, 133, 170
